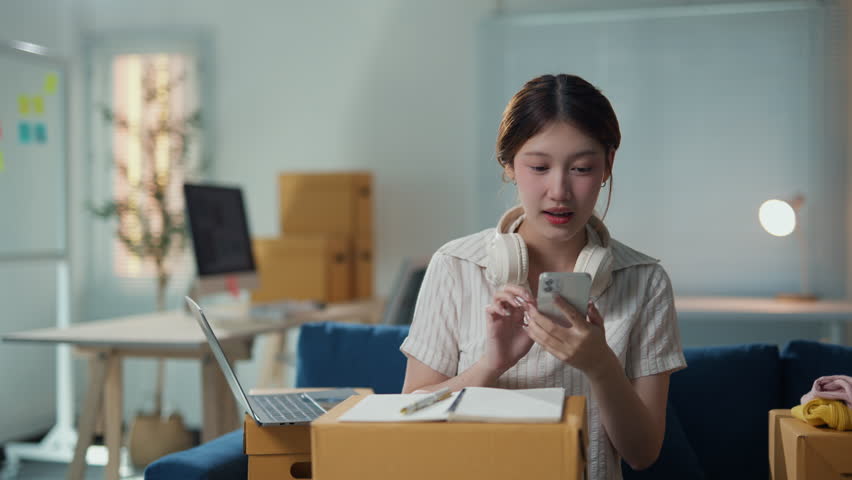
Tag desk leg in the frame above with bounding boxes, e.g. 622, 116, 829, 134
103, 354, 123, 480
222, 362, 240, 432
201, 354, 240, 442
66, 353, 107, 480
258, 332, 288, 388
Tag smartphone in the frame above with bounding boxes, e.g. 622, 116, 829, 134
537, 272, 592, 321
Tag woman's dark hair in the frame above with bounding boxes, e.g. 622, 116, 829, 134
496, 74, 621, 217
497, 74, 620, 168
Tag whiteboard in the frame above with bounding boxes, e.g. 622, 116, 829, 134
477, 2, 843, 297
0, 45, 66, 258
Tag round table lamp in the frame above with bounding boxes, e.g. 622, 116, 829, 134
758, 194, 817, 301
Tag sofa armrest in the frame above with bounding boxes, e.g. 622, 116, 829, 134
144, 429, 246, 480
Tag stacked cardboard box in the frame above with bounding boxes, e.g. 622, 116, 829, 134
250, 235, 351, 303
244, 418, 312, 480
250, 172, 373, 304
769, 409, 852, 479
311, 395, 588, 480
245, 392, 587, 480
244, 388, 374, 480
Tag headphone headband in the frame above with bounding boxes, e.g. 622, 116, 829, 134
484, 206, 614, 298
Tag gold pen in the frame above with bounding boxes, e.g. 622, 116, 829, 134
400, 387, 452, 415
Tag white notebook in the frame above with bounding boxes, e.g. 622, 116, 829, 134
337, 387, 565, 423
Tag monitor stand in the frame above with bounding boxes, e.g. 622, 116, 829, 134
184, 272, 258, 313
185, 274, 322, 319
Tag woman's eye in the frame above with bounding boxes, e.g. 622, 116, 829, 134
570, 167, 594, 175
530, 166, 549, 173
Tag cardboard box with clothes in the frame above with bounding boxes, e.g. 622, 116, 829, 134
769, 409, 852, 480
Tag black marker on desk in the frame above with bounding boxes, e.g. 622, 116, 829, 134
400, 387, 451, 415
446, 387, 466, 413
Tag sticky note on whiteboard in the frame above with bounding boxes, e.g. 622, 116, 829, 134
33, 96, 45, 114
19, 123, 31, 144
45, 73, 59, 94
18, 95, 30, 115
34, 124, 47, 144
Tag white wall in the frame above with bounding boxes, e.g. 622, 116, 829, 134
1, 0, 848, 438
80, 0, 491, 298
504, 0, 800, 11
481, 3, 844, 296
478, 2, 849, 348
73, 0, 495, 429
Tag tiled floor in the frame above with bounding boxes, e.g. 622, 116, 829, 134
2, 460, 143, 479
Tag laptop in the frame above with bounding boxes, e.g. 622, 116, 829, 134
185, 296, 356, 425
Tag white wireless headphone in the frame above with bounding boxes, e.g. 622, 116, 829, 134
484, 206, 614, 298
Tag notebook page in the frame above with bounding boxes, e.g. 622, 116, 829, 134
449, 387, 565, 423
338, 393, 458, 422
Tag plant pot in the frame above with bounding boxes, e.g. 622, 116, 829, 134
126, 412, 194, 468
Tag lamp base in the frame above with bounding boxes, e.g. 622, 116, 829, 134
775, 293, 818, 302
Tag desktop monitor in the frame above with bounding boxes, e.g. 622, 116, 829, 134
184, 183, 259, 297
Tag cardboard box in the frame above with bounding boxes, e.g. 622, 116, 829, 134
250, 235, 352, 303
311, 395, 588, 480
244, 417, 312, 480
769, 409, 852, 480
244, 388, 374, 480
278, 172, 373, 298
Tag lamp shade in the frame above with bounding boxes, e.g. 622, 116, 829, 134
759, 199, 796, 237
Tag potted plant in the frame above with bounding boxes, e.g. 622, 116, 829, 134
89, 55, 204, 467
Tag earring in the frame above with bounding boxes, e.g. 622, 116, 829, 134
513, 180, 517, 186
601, 181, 607, 187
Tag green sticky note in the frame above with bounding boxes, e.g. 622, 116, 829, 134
18, 95, 30, 115
44, 73, 58, 94
33, 96, 44, 114
0, 151, 5, 173
19, 123, 31, 144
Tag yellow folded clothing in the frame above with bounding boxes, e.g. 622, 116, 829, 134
791, 398, 852, 431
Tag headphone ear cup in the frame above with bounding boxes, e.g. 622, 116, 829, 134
485, 233, 529, 286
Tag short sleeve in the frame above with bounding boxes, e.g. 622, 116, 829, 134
399, 253, 461, 377
625, 264, 687, 379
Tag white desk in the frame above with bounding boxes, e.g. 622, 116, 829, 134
0, 300, 382, 480
675, 296, 852, 345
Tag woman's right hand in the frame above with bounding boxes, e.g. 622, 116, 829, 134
482, 284, 535, 374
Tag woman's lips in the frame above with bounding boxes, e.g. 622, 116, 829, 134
543, 211, 574, 225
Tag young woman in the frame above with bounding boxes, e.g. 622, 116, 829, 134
400, 74, 686, 479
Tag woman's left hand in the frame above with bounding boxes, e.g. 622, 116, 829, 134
523, 295, 614, 380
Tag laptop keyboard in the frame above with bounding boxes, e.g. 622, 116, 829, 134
253, 394, 325, 423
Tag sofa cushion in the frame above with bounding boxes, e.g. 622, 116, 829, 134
296, 322, 411, 394
143, 429, 246, 480
622, 401, 706, 480
781, 340, 852, 409
668, 344, 780, 480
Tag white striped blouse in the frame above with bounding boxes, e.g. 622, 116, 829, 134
400, 227, 687, 480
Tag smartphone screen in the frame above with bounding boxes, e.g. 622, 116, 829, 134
537, 272, 592, 322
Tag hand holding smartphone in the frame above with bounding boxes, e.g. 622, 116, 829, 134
536, 272, 592, 322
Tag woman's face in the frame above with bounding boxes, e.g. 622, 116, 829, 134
507, 121, 611, 245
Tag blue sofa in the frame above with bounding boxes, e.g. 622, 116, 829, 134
145, 323, 852, 480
